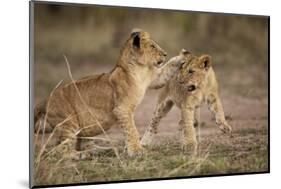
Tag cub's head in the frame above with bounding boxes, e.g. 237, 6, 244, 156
124, 29, 167, 68
176, 49, 212, 92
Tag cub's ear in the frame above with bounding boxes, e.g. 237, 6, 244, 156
131, 31, 141, 48
200, 55, 212, 70
180, 49, 191, 56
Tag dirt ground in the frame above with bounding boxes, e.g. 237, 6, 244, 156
110, 87, 268, 140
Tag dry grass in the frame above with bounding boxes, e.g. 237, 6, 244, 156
34, 127, 268, 186
34, 55, 123, 185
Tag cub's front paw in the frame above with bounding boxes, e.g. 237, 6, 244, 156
126, 144, 143, 158
218, 121, 232, 134
140, 131, 154, 147
182, 140, 198, 156
75, 151, 93, 160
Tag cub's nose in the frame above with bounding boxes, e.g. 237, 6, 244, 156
163, 52, 167, 56
187, 85, 196, 92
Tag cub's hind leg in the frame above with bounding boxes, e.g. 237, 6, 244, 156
141, 91, 174, 147
43, 117, 81, 160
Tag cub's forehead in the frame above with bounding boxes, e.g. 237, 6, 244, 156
145, 39, 159, 47
183, 55, 199, 66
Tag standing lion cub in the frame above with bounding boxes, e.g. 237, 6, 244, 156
34, 29, 167, 156
141, 50, 232, 154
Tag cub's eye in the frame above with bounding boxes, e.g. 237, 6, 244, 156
150, 44, 156, 48
188, 69, 194, 74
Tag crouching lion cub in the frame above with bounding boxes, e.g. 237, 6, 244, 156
141, 50, 232, 154
34, 29, 167, 157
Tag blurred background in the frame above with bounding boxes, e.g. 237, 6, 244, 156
34, 2, 268, 102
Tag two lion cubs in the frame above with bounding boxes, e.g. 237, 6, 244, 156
34, 29, 231, 157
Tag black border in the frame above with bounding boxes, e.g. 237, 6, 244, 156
268, 16, 270, 174
29, 1, 34, 188
29, 1, 270, 188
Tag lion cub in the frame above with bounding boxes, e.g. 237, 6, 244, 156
141, 50, 232, 154
34, 29, 167, 157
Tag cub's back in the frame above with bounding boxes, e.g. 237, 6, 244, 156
46, 73, 115, 128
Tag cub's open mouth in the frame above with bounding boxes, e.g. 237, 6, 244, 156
155, 60, 165, 68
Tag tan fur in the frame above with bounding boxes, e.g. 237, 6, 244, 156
149, 55, 184, 89
141, 50, 232, 154
34, 29, 167, 157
